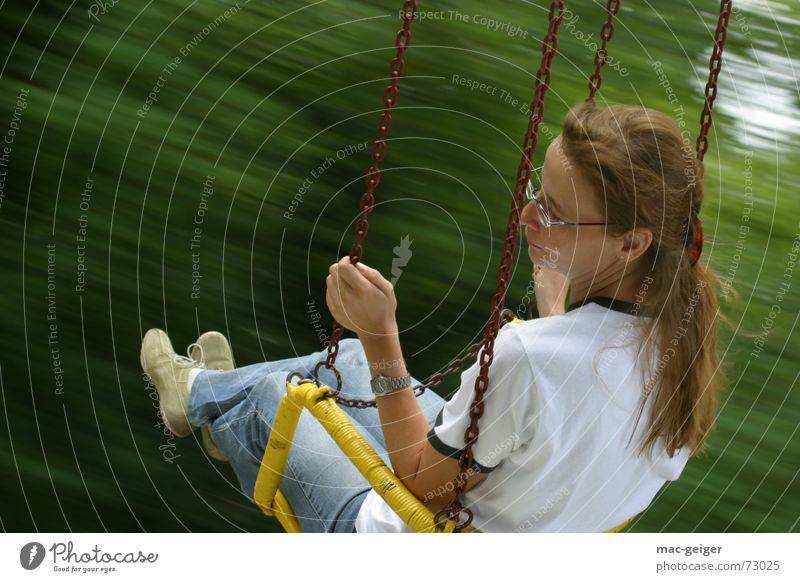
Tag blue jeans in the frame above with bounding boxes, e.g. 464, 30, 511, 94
187, 338, 446, 533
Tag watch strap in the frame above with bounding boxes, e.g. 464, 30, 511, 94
370, 374, 412, 396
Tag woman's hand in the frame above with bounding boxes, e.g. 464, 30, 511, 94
533, 263, 570, 316
326, 256, 398, 339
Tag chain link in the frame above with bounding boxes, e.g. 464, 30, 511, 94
324, 1, 418, 372
587, 0, 621, 101
696, 0, 732, 163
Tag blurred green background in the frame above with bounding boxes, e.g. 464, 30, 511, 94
0, 0, 797, 532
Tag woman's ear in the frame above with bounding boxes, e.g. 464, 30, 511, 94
620, 228, 653, 262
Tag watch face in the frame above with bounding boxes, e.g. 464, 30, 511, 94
373, 378, 390, 394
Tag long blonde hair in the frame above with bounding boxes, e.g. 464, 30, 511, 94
559, 100, 734, 459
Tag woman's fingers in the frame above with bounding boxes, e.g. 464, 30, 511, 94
337, 265, 366, 292
325, 256, 397, 335
328, 263, 355, 291
331, 256, 392, 294
355, 261, 393, 295
325, 281, 337, 319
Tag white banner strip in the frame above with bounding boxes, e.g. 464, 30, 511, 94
1, 533, 796, 581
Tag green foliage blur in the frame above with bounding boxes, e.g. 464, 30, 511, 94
0, 0, 797, 532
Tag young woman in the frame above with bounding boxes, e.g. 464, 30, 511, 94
141, 100, 727, 533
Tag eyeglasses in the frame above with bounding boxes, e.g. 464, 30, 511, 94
525, 165, 609, 227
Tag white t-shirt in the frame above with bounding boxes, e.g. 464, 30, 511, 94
354, 296, 692, 533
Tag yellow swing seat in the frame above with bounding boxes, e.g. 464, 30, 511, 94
253, 375, 457, 533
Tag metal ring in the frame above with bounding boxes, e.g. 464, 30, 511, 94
433, 507, 474, 532
433, 509, 450, 531
500, 308, 516, 323
313, 360, 343, 397
453, 507, 474, 532
285, 371, 306, 386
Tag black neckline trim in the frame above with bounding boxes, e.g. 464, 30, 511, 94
566, 295, 642, 316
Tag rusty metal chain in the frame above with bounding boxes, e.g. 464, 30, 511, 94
434, 0, 566, 532
695, 0, 732, 164
685, 0, 731, 268
587, 0, 621, 101
314, 309, 520, 409
320, 1, 418, 378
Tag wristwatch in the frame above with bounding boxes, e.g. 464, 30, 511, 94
370, 374, 412, 396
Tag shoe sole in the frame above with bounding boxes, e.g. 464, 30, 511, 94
140, 328, 193, 438
201, 427, 227, 462
194, 331, 234, 462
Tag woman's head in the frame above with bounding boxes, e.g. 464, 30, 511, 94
522, 100, 729, 459
522, 100, 700, 299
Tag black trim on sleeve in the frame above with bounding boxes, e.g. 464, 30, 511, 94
426, 427, 498, 474
432, 406, 444, 429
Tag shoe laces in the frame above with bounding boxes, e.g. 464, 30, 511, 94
173, 342, 207, 369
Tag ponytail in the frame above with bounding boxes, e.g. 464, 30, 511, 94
631, 255, 727, 458
561, 100, 734, 460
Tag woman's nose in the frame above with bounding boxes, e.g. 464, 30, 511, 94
521, 199, 542, 231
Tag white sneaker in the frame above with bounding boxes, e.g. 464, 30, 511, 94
191, 332, 234, 462
140, 329, 205, 437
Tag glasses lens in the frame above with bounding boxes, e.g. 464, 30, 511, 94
528, 168, 549, 224
527, 168, 542, 198
525, 178, 535, 201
